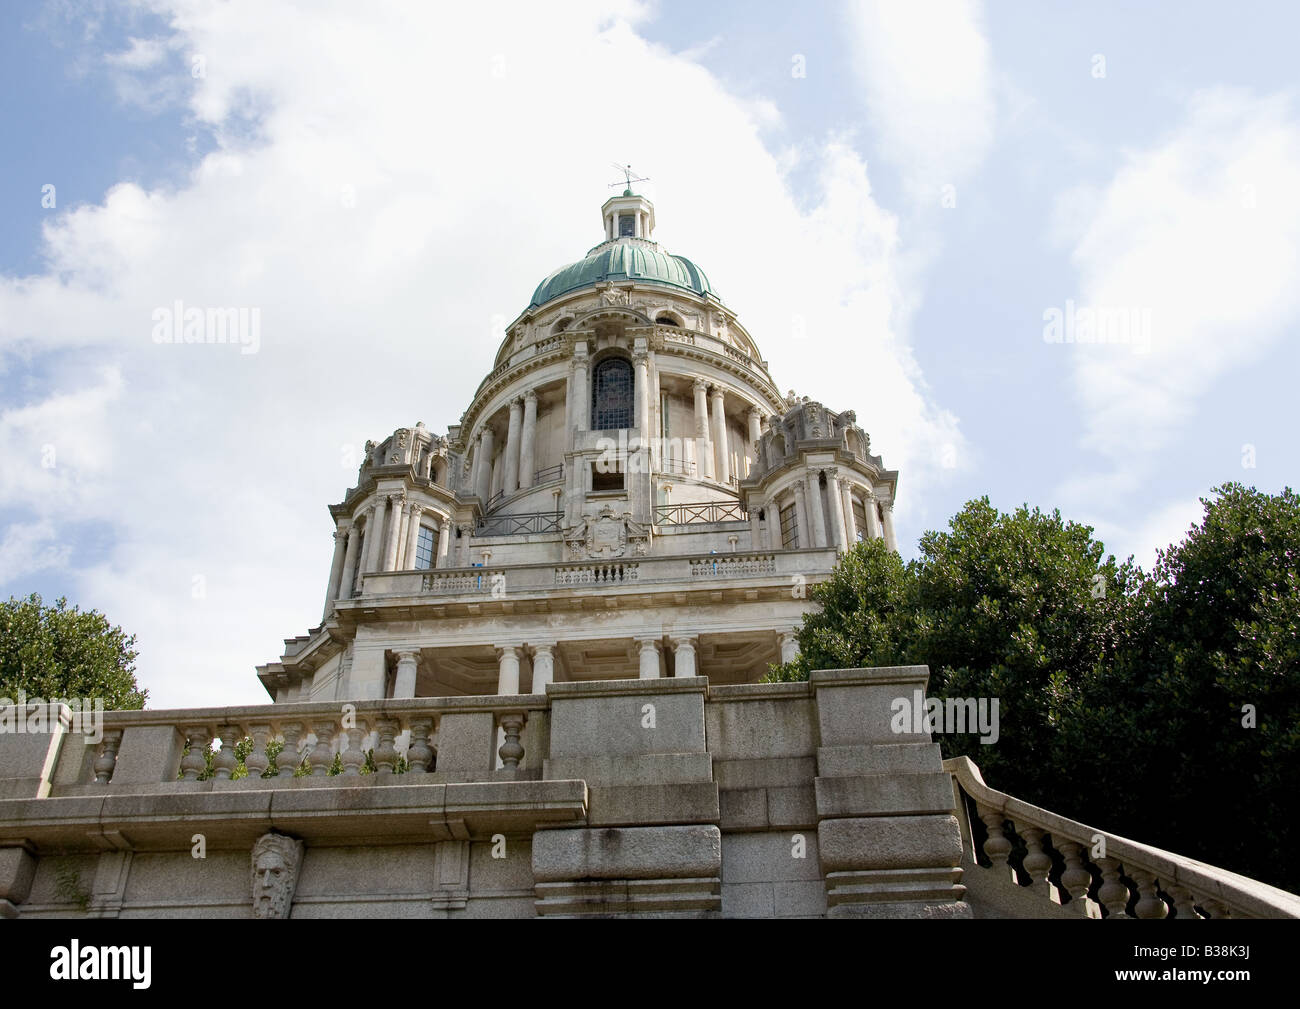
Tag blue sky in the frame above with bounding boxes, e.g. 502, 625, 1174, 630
2, 0, 1298, 706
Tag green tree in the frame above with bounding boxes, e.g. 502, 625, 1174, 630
1062, 484, 1300, 888
0, 593, 146, 709
907, 499, 1135, 800
764, 537, 911, 682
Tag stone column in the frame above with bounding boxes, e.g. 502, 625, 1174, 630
749, 499, 763, 548
393, 649, 420, 699
365, 496, 388, 573
469, 431, 481, 499
497, 645, 522, 695
709, 385, 729, 484
531, 643, 556, 691
633, 351, 651, 437
826, 468, 848, 552
864, 489, 883, 540
519, 389, 538, 488
572, 347, 590, 437
404, 505, 424, 569
459, 523, 474, 566
807, 471, 827, 548
504, 397, 523, 495
383, 494, 404, 571
672, 636, 698, 678
747, 406, 763, 475
767, 501, 783, 550
475, 426, 494, 502
881, 501, 898, 552
842, 481, 858, 544
693, 378, 712, 480
395, 504, 410, 568
778, 630, 799, 664
636, 638, 662, 680
338, 525, 361, 601
435, 519, 452, 568
322, 528, 347, 620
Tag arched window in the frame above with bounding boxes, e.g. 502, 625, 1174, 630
591, 356, 633, 430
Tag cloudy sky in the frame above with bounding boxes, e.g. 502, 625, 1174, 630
2, 0, 1297, 707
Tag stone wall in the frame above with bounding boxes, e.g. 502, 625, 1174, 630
0, 668, 1039, 918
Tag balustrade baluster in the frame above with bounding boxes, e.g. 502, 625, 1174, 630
213, 725, 241, 779
1057, 840, 1096, 912
407, 717, 435, 773
1131, 869, 1168, 919
498, 712, 526, 774
1018, 825, 1054, 896
340, 720, 368, 776
180, 725, 211, 781
977, 804, 1013, 867
1166, 884, 1201, 919
93, 729, 123, 784
277, 722, 304, 777
309, 720, 337, 776
373, 717, 399, 775
245, 723, 272, 779
1097, 858, 1131, 919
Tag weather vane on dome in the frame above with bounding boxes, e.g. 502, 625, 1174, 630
610, 163, 649, 192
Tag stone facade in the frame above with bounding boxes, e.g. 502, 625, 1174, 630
3, 194, 1295, 919
256, 191, 898, 706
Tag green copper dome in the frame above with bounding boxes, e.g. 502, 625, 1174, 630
529, 239, 717, 308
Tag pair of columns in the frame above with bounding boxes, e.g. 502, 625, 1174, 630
691, 380, 765, 485
322, 498, 454, 615
772, 469, 892, 553
693, 379, 731, 483
495, 644, 556, 694
471, 389, 540, 504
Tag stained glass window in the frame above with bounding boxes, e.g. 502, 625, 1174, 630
591, 357, 633, 430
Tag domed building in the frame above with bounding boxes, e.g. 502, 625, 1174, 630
257, 190, 900, 704
4, 192, 1294, 922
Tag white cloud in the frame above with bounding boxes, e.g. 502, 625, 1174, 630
845, 0, 995, 194
1086, 495, 1206, 571
0, 520, 72, 583
1053, 89, 1300, 493
0, 0, 964, 705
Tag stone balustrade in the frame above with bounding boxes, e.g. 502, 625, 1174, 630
946, 755, 1300, 919
366, 547, 836, 601
2, 671, 1296, 918
16, 695, 549, 796
689, 553, 776, 578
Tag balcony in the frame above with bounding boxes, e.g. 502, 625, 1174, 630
357, 548, 837, 605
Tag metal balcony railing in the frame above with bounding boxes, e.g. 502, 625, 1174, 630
476, 510, 564, 537
654, 501, 747, 525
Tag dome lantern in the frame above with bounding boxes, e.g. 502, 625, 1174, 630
601, 190, 655, 241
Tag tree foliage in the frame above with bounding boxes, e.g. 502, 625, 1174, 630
770, 485, 1300, 891
0, 593, 146, 709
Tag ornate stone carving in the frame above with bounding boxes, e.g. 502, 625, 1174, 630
601, 288, 630, 306
564, 504, 651, 560
251, 832, 304, 919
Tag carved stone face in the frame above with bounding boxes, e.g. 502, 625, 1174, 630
254, 851, 289, 918
250, 833, 303, 920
